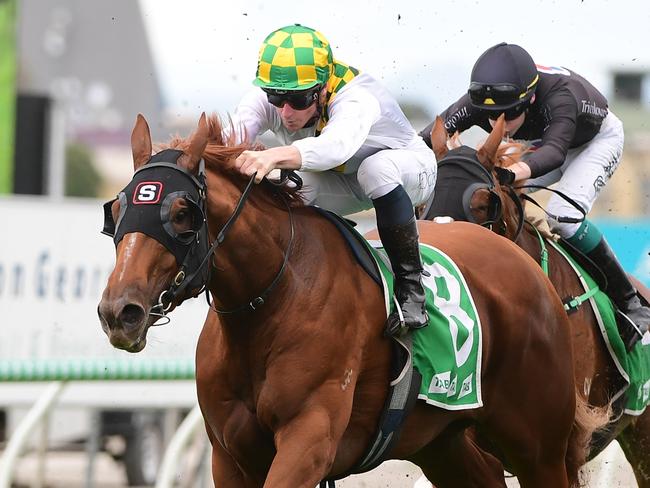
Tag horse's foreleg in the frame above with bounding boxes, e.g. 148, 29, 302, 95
618, 411, 650, 487
205, 424, 261, 488
262, 405, 342, 488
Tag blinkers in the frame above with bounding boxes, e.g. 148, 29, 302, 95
425, 146, 502, 225
101, 149, 210, 304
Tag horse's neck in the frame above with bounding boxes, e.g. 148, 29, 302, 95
517, 226, 589, 302
516, 227, 544, 263
208, 195, 382, 331
206, 186, 295, 314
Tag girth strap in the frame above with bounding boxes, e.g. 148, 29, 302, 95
354, 334, 421, 472
527, 223, 601, 314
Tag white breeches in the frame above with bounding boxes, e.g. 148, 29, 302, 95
526, 112, 624, 238
298, 143, 437, 216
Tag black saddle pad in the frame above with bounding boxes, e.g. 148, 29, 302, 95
310, 207, 382, 287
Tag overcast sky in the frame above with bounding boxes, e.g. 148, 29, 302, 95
139, 0, 650, 119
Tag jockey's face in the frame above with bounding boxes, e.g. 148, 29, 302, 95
276, 101, 319, 132
490, 111, 526, 136
265, 85, 325, 132
487, 93, 535, 137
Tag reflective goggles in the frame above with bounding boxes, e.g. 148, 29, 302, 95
263, 86, 321, 110
468, 82, 524, 107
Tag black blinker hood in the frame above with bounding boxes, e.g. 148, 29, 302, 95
102, 149, 208, 266
426, 146, 501, 224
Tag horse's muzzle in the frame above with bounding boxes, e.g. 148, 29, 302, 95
97, 298, 149, 352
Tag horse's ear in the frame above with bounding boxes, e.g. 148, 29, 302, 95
184, 112, 209, 174
430, 116, 449, 161
131, 114, 152, 170
477, 114, 505, 170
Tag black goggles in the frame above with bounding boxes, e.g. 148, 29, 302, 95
263, 86, 320, 110
468, 82, 525, 107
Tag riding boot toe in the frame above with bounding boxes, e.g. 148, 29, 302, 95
626, 302, 650, 336
617, 296, 650, 351
402, 300, 429, 329
384, 314, 407, 338
384, 297, 429, 337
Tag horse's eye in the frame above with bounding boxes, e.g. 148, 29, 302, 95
174, 210, 189, 223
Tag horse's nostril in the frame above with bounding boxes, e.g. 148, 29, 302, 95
98, 302, 114, 329
119, 304, 146, 328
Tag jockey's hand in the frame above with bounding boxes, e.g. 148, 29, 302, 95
235, 150, 276, 183
509, 161, 532, 182
235, 146, 302, 184
494, 166, 516, 185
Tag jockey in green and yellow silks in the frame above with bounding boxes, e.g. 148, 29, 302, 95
253, 23, 360, 164
231, 24, 437, 336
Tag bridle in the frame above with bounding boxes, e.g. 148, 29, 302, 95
206, 172, 296, 315
102, 151, 298, 323
425, 146, 525, 239
425, 145, 586, 242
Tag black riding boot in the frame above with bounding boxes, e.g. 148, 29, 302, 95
587, 237, 650, 350
378, 216, 429, 336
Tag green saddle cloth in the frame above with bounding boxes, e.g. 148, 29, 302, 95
551, 241, 650, 415
365, 233, 650, 415
368, 241, 483, 410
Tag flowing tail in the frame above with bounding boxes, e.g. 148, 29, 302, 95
565, 391, 611, 487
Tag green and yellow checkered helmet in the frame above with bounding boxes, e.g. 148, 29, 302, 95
253, 24, 333, 91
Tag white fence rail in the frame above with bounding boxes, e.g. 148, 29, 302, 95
0, 381, 65, 488
0, 359, 200, 488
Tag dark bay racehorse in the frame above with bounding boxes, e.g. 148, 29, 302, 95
98, 113, 603, 487
426, 115, 650, 487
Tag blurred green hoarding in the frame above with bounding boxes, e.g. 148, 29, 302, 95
0, 0, 16, 194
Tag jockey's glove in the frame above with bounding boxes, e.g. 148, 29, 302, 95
494, 166, 516, 185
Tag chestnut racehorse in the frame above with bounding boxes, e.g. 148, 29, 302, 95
426, 115, 650, 487
98, 113, 602, 487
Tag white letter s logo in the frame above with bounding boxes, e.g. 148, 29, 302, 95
133, 182, 162, 204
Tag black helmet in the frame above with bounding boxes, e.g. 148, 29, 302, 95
468, 43, 539, 113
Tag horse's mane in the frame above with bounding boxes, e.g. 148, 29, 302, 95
451, 132, 531, 170
495, 140, 530, 169
155, 114, 304, 206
